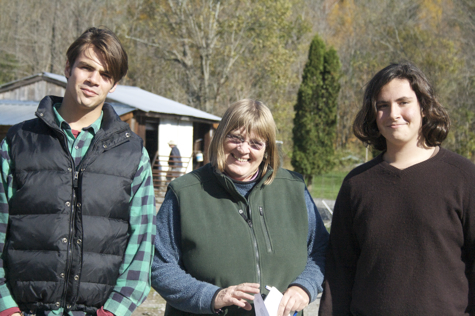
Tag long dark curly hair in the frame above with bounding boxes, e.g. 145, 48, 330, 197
353, 62, 450, 151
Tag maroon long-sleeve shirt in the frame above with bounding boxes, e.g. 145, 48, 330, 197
320, 148, 475, 316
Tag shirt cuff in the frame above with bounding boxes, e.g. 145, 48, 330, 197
210, 288, 224, 314
97, 307, 114, 316
288, 283, 311, 303
0, 307, 21, 316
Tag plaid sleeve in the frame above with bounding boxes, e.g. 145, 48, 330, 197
103, 147, 156, 316
0, 138, 19, 311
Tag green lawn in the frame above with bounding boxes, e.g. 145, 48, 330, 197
310, 171, 348, 200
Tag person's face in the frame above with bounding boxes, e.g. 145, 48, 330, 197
223, 128, 266, 181
376, 78, 423, 151
64, 45, 117, 112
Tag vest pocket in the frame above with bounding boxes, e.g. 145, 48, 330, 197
259, 206, 273, 253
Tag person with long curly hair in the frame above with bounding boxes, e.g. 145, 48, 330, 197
319, 62, 475, 315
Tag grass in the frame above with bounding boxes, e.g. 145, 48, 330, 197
310, 171, 348, 200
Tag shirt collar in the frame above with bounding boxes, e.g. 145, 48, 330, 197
53, 103, 103, 134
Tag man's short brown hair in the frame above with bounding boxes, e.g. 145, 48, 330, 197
66, 27, 128, 84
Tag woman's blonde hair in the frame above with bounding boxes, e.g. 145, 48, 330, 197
209, 99, 279, 185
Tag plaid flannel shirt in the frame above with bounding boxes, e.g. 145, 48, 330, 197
0, 104, 156, 316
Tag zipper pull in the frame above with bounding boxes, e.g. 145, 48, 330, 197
73, 171, 79, 188
238, 209, 252, 227
259, 206, 263, 216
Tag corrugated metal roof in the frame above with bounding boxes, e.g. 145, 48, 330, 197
108, 103, 136, 116
106, 85, 221, 121
31, 73, 221, 122
0, 100, 135, 126
0, 101, 38, 125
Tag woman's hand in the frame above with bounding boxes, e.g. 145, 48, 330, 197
214, 283, 260, 311
277, 286, 309, 316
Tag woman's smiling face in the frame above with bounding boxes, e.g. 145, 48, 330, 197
223, 128, 266, 181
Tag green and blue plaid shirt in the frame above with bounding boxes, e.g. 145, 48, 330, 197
0, 104, 156, 316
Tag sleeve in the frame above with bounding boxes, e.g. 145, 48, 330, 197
463, 169, 475, 315
318, 181, 359, 316
103, 148, 156, 316
151, 190, 221, 314
0, 138, 20, 313
288, 187, 329, 303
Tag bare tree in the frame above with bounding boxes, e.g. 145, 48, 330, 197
124, 0, 268, 113
0, 0, 129, 79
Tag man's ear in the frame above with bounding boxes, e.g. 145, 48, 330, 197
64, 61, 71, 79
109, 82, 118, 93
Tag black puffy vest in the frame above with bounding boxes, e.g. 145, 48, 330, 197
5, 96, 143, 313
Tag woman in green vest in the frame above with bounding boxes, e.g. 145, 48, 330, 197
151, 99, 329, 316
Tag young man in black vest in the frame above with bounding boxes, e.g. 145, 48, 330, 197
0, 27, 156, 316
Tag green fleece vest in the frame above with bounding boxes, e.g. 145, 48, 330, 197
167, 164, 308, 316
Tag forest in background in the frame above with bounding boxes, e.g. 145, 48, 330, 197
1, 0, 475, 166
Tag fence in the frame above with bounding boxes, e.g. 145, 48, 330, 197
151, 152, 192, 206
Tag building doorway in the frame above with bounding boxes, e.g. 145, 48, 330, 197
145, 121, 159, 160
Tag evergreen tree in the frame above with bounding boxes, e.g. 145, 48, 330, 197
292, 35, 341, 186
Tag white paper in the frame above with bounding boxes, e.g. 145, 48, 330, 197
254, 292, 270, 316
264, 286, 284, 316
254, 286, 291, 316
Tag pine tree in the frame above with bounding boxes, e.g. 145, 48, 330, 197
291, 35, 341, 186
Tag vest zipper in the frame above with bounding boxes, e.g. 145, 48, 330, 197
51, 127, 75, 310
248, 206, 261, 285
259, 206, 273, 253
62, 169, 77, 310
59, 127, 122, 309
238, 208, 261, 285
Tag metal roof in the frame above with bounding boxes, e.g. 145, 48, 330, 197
0, 100, 38, 125
107, 85, 221, 121
0, 100, 135, 126
0, 72, 221, 122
